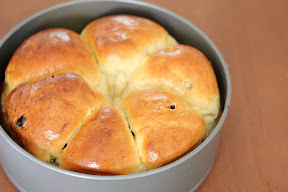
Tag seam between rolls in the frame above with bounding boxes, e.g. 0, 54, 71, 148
80, 35, 113, 102
122, 110, 147, 172
59, 106, 103, 165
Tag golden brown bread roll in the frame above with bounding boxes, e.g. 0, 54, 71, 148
120, 89, 206, 170
4, 73, 108, 165
61, 107, 144, 175
81, 14, 178, 100
2, 28, 108, 107
1, 14, 221, 175
127, 45, 220, 135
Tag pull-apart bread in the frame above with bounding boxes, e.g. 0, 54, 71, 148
1, 14, 220, 175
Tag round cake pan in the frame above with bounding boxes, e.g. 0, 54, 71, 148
0, 1, 231, 192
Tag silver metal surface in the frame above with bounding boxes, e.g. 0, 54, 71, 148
0, 1, 231, 192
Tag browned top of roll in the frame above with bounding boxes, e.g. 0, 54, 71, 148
81, 14, 177, 98
4, 73, 108, 165
4, 28, 107, 95
120, 89, 206, 170
81, 14, 177, 66
61, 107, 144, 175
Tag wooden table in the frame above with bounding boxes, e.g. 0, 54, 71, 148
0, 0, 287, 191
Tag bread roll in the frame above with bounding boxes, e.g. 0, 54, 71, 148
81, 14, 178, 99
61, 107, 144, 175
120, 89, 206, 170
127, 45, 220, 135
2, 28, 108, 109
4, 73, 108, 165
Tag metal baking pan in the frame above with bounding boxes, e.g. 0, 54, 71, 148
0, 1, 231, 191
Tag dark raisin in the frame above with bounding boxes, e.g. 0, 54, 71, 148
170, 105, 176, 109
131, 131, 135, 137
16, 116, 26, 129
62, 143, 68, 150
51, 75, 54, 78
50, 155, 57, 163
187, 84, 193, 90
50, 155, 59, 166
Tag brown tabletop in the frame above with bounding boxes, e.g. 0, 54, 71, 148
0, 0, 287, 191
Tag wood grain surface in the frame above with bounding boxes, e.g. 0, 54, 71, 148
0, 0, 287, 191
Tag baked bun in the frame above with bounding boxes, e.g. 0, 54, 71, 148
127, 45, 220, 135
120, 90, 206, 170
2, 28, 108, 106
61, 107, 144, 175
1, 14, 220, 175
81, 14, 177, 99
4, 73, 108, 165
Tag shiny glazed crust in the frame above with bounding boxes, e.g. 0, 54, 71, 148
61, 107, 144, 175
2, 15, 220, 175
3, 28, 108, 97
